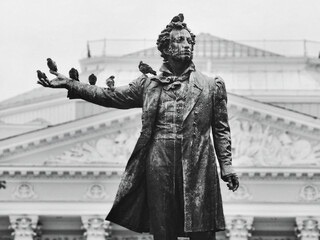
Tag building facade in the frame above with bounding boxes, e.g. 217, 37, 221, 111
1, 34, 320, 240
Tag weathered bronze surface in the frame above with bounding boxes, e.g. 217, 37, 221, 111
37, 13, 238, 240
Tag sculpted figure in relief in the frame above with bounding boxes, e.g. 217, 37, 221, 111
230, 118, 320, 167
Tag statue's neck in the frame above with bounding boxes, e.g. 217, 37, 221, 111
167, 59, 190, 76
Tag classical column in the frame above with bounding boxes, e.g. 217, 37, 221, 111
225, 216, 254, 240
81, 216, 112, 240
296, 217, 320, 240
9, 215, 39, 240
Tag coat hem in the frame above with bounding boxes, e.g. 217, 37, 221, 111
105, 216, 149, 233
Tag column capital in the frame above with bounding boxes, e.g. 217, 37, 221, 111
81, 215, 111, 240
296, 216, 320, 240
9, 215, 40, 240
225, 216, 254, 240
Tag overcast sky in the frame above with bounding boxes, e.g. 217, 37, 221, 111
0, 0, 320, 102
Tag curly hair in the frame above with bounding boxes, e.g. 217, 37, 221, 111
156, 21, 196, 61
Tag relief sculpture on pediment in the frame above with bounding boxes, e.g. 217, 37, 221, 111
230, 118, 320, 167
45, 128, 140, 165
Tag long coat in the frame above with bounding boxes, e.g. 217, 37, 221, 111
67, 70, 234, 233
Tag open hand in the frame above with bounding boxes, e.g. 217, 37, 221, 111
226, 174, 239, 192
37, 70, 69, 89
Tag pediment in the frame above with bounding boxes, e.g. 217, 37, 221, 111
0, 108, 142, 166
44, 125, 141, 166
228, 94, 320, 167
0, 94, 320, 168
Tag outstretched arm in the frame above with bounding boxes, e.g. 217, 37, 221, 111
37, 70, 145, 109
212, 76, 239, 191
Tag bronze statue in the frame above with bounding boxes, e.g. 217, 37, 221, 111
37, 13, 239, 240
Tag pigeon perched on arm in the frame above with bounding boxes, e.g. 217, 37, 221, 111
138, 61, 157, 76
36, 70, 48, 80
47, 58, 58, 72
69, 68, 79, 81
106, 75, 115, 91
88, 74, 97, 85
0, 180, 6, 189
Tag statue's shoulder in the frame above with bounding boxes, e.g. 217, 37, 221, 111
213, 75, 225, 86
132, 74, 160, 92
193, 70, 225, 88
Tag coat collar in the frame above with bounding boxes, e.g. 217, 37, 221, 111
159, 61, 196, 77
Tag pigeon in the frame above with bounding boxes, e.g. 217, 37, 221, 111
88, 74, 97, 85
0, 180, 6, 189
47, 58, 58, 72
36, 70, 48, 80
138, 61, 157, 76
69, 68, 79, 81
171, 13, 184, 23
106, 75, 115, 91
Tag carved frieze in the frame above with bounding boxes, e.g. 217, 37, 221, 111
84, 184, 109, 200
299, 184, 320, 202
226, 184, 252, 201
12, 183, 37, 200
229, 117, 320, 167
45, 128, 140, 165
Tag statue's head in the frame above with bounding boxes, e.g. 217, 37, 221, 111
157, 13, 196, 62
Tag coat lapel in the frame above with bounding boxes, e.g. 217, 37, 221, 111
183, 71, 203, 122
143, 78, 162, 135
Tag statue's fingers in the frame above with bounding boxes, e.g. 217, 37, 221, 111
37, 79, 48, 87
37, 80, 44, 86
44, 79, 53, 86
227, 179, 234, 190
232, 179, 239, 192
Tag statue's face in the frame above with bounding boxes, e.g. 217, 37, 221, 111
167, 29, 193, 62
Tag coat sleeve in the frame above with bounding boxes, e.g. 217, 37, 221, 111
66, 75, 147, 109
212, 76, 235, 181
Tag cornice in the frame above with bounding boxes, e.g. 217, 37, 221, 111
0, 166, 319, 180
0, 166, 125, 179
229, 90, 320, 103
0, 108, 142, 159
236, 167, 320, 180
0, 94, 67, 117
228, 94, 320, 137
0, 202, 113, 216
